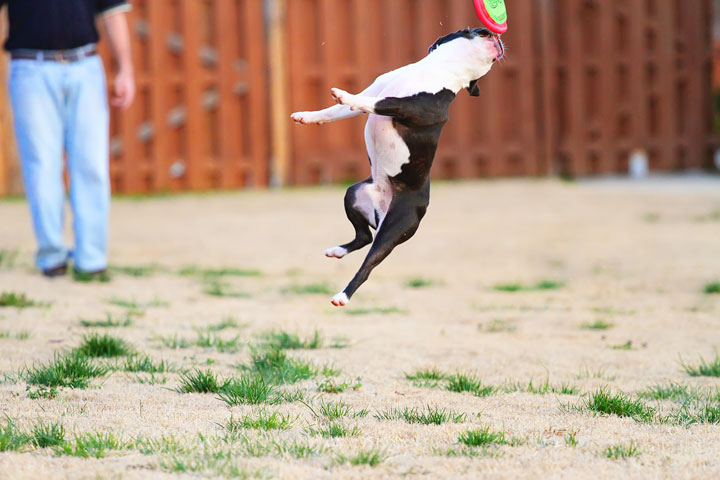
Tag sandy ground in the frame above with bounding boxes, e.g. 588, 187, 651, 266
0, 177, 719, 479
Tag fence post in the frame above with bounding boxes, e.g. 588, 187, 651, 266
268, 0, 290, 187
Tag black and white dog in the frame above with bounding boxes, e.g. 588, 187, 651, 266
291, 28, 504, 307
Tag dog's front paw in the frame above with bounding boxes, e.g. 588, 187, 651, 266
330, 88, 351, 106
324, 246, 348, 259
290, 111, 324, 125
330, 292, 349, 307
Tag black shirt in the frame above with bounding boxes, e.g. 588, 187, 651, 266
1, 0, 130, 51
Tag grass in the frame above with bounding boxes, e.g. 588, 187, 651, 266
122, 355, 175, 374
446, 373, 496, 397
703, 282, 720, 294
106, 296, 168, 315
282, 283, 333, 295
75, 333, 133, 358
314, 421, 360, 438
0, 419, 30, 452
260, 329, 323, 350
344, 306, 404, 316
203, 279, 251, 299
0, 330, 32, 340
180, 266, 261, 277
405, 277, 438, 288
242, 347, 320, 385
218, 375, 279, 405
23, 352, 108, 388
505, 377, 579, 395
72, 269, 111, 283
375, 405, 466, 425
639, 382, 701, 402
673, 398, 720, 425
581, 319, 614, 330
493, 280, 565, 292
158, 334, 193, 349
0, 249, 18, 269
226, 409, 295, 431
314, 400, 368, 420
317, 377, 362, 393
55, 431, 133, 458
31, 421, 66, 448
484, 318, 516, 333
176, 369, 224, 394
681, 353, 720, 377
80, 313, 133, 328
405, 368, 447, 381
0, 291, 41, 308
109, 264, 163, 277
194, 330, 243, 353
604, 441, 640, 459
335, 448, 385, 467
575, 389, 656, 423
458, 427, 508, 447
206, 317, 242, 331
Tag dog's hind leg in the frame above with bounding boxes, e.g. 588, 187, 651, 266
330, 189, 429, 306
325, 178, 375, 259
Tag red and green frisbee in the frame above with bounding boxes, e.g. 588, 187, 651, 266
473, 0, 508, 34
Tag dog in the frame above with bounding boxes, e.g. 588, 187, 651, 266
291, 28, 504, 307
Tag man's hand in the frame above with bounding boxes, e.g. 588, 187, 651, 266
111, 69, 135, 109
101, 11, 135, 109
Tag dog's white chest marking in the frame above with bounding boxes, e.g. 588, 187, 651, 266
367, 115, 411, 178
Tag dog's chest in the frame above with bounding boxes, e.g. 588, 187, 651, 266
365, 115, 411, 179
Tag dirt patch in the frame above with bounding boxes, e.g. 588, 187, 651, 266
1, 179, 719, 479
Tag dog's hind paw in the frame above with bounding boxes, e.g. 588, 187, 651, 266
324, 246, 348, 259
330, 292, 349, 307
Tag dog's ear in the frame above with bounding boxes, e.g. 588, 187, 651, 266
466, 79, 480, 97
428, 29, 474, 54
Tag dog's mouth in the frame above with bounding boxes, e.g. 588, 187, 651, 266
491, 35, 505, 61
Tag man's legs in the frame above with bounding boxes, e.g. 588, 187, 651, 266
9, 60, 69, 271
65, 56, 111, 273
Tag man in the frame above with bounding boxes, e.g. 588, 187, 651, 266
2, 0, 135, 279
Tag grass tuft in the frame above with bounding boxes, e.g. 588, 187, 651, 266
218, 375, 278, 405
75, 333, 133, 358
344, 306, 404, 316
375, 404, 466, 425
23, 352, 108, 388
123, 355, 175, 374
405, 368, 447, 381
0, 291, 41, 308
405, 277, 438, 288
80, 313, 133, 328
55, 431, 133, 458
0, 419, 30, 452
703, 282, 720, 294
446, 373, 496, 397
576, 389, 656, 423
203, 279, 251, 299
458, 426, 508, 447
604, 441, 640, 459
493, 280, 565, 292
282, 283, 333, 295
243, 347, 318, 385
581, 319, 614, 330
260, 329, 323, 350
317, 377, 362, 393
682, 353, 720, 377
176, 369, 224, 394
335, 448, 385, 467
31, 421, 66, 448
226, 409, 295, 431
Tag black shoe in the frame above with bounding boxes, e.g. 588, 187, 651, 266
42, 264, 68, 278
72, 268, 110, 283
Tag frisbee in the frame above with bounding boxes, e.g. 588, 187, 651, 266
473, 0, 508, 34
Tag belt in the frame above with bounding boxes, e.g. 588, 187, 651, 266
10, 45, 97, 63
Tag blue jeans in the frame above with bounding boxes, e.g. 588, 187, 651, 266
9, 55, 110, 272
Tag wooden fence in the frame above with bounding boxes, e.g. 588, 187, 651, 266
0, 0, 716, 195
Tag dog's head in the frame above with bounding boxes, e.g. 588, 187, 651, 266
428, 28, 504, 96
